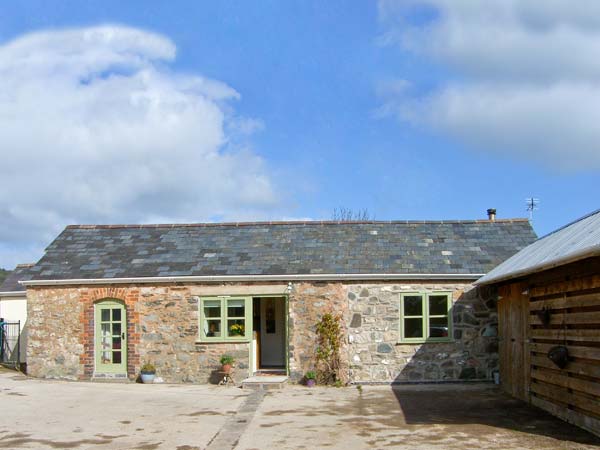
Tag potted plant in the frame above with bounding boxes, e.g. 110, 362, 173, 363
220, 354, 235, 374
140, 363, 156, 384
229, 323, 245, 336
305, 371, 316, 387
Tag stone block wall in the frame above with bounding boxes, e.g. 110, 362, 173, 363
26, 280, 498, 384
287, 282, 349, 382
27, 287, 85, 380
135, 286, 250, 383
27, 284, 250, 383
346, 282, 499, 383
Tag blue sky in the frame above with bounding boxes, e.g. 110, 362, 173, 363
0, 1, 598, 268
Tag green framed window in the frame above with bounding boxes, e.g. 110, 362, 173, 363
199, 296, 252, 341
399, 292, 453, 343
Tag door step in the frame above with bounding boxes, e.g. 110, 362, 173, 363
254, 369, 286, 376
242, 376, 288, 390
92, 373, 130, 383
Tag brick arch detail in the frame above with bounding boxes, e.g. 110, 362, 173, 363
79, 286, 141, 379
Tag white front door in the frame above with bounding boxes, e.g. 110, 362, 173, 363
260, 297, 285, 367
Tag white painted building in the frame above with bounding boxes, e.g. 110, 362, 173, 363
0, 263, 34, 365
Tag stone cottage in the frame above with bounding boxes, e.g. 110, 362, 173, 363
21, 216, 536, 384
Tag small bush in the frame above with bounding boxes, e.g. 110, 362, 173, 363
305, 371, 316, 380
220, 354, 235, 366
141, 363, 156, 374
315, 313, 343, 385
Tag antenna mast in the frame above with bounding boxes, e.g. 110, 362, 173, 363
525, 197, 539, 222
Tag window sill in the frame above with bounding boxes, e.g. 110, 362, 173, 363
195, 339, 251, 344
396, 339, 454, 345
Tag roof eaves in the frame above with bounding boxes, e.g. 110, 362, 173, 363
0, 291, 27, 298
22, 272, 486, 287
476, 244, 600, 286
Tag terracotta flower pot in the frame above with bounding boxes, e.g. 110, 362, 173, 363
222, 364, 232, 374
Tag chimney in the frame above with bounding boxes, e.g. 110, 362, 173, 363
487, 208, 497, 221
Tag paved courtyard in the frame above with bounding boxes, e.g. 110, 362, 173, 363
0, 369, 599, 449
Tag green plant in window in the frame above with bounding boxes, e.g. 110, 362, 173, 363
229, 323, 245, 336
200, 297, 252, 341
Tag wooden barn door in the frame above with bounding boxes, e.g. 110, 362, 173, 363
498, 283, 530, 402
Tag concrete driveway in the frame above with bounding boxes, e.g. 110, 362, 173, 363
0, 369, 598, 449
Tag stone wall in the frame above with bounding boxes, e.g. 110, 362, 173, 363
135, 286, 249, 383
346, 282, 499, 383
26, 280, 498, 384
27, 284, 251, 383
27, 287, 84, 379
287, 282, 349, 382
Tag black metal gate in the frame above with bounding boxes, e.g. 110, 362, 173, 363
0, 320, 21, 369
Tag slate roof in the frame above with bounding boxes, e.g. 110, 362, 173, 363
478, 209, 600, 285
0, 264, 36, 292
24, 220, 536, 282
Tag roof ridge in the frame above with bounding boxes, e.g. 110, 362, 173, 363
536, 208, 600, 241
65, 218, 530, 229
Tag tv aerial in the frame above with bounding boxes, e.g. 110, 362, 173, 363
525, 197, 539, 221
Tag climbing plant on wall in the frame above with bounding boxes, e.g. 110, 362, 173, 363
315, 313, 343, 385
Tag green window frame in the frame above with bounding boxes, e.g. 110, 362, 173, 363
399, 292, 453, 343
198, 296, 253, 342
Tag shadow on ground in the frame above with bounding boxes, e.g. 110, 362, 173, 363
255, 385, 600, 449
388, 286, 599, 445
391, 387, 600, 446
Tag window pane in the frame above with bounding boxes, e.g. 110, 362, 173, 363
404, 318, 423, 338
227, 299, 245, 318
112, 323, 121, 336
101, 323, 111, 362
112, 336, 122, 350
113, 351, 122, 364
205, 319, 221, 337
228, 319, 246, 337
429, 317, 449, 338
429, 295, 448, 316
404, 295, 423, 316
112, 308, 121, 322
101, 309, 110, 322
101, 323, 111, 339
204, 300, 221, 318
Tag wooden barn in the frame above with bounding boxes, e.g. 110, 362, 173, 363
477, 209, 600, 436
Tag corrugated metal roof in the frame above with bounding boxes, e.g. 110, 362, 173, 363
477, 209, 600, 285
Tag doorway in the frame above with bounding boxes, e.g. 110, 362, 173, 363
498, 283, 530, 402
253, 297, 286, 371
95, 300, 127, 374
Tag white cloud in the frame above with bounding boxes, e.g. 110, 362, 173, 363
378, 0, 600, 170
0, 25, 281, 268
